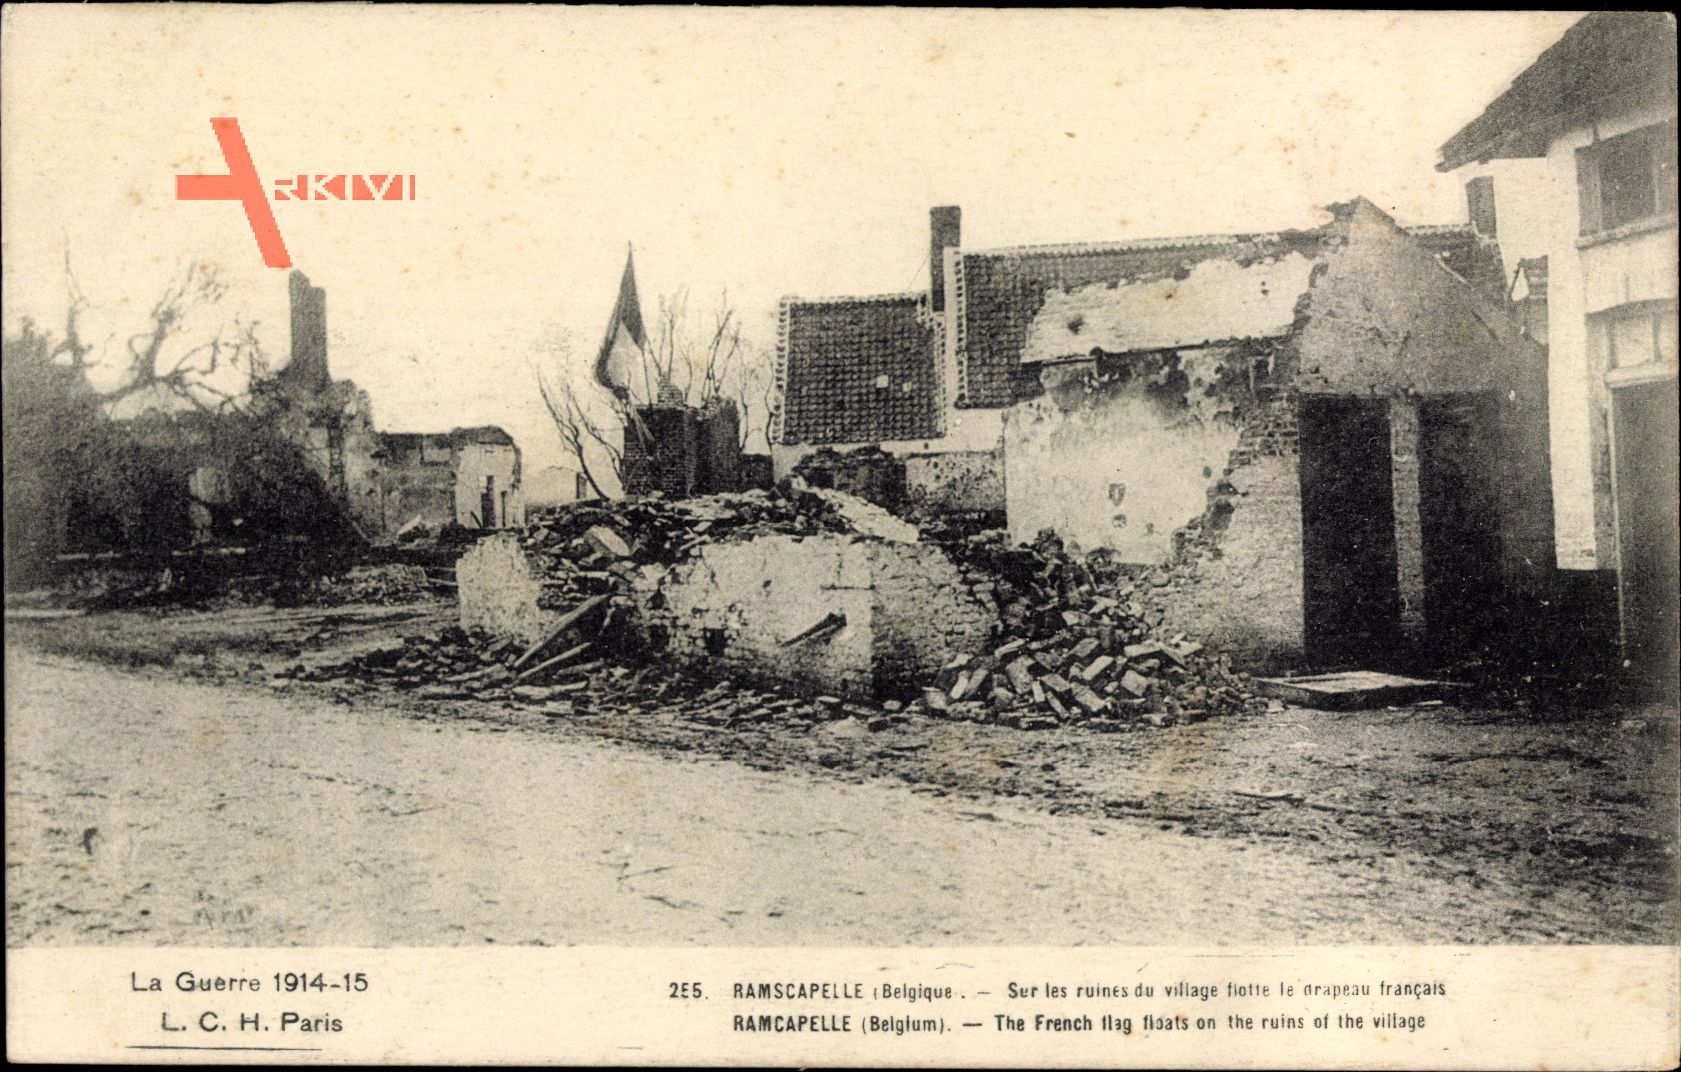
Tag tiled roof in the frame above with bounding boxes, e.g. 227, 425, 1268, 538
956, 232, 1321, 407
1437, 13, 1676, 171
955, 220, 1490, 407
777, 293, 939, 445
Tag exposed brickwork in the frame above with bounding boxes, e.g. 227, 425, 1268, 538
622, 406, 699, 498
1160, 397, 1307, 666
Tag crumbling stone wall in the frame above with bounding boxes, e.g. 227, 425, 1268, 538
456, 532, 555, 644
1158, 399, 1306, 665
859, 541, 997, 693
1002, 350, 1248, 562
903, 449, 1005, 514
633, 535, 880, 697
458, 524, 998, 699
631, 533, 996, 699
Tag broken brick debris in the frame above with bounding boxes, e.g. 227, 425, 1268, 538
908, 526, 1261, 729
318, 486, 1259, 735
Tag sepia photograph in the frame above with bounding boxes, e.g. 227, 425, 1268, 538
3, 5, 1677, 1066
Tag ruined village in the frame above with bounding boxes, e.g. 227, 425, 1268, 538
4, 10, 1678, 948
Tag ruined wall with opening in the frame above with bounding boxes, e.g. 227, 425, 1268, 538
1293, 200, 1559, 621
1002, 347, 1255, 562
453, 442, 525, 529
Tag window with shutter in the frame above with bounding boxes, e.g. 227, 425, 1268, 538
1578, 120, 1680, 236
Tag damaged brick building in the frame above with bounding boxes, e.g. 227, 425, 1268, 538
774, 200, 1557, 669
621, 397, 743, 498
594, 251, 747, 499
266, 270, 527, 539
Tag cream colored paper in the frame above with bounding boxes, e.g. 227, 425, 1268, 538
4, 5, 1677, 1068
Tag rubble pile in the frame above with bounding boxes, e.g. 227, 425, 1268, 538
336, 485, 1259, 734
492, 484, 915, 624
293, 625, 604, 707
292, 625, 922, 732
303, 563, 437, 605
915, 528, 1262, 729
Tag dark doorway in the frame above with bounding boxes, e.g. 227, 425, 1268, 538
1612, 377, 1680, 691
1418, 392, 1504, 659
1298, 397, 1401, 666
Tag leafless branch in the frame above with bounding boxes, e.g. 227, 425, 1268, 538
48, 254, 267, 412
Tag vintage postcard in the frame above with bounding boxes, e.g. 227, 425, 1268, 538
3, 5, 1678, 1067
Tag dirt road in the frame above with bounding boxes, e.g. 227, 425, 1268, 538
6, 648, 1633, 947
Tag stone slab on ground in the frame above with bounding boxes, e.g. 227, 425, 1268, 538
1254, 670, 1461, 710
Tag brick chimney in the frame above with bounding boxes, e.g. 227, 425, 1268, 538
287, 269, 330, 392
1465, 175, 1497, 239
929, 205, 961, 313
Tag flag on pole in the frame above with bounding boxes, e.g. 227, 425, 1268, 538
593, 246, 649, 401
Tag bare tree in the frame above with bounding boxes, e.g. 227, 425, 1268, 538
720, 339, 776, 452
534, 367, 629, 500
536, 288, 776, 497
50, 255, 268, 414
649, 289, 774, 450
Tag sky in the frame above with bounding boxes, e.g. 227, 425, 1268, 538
1, 6, 1584, 474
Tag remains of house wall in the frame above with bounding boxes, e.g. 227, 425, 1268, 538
622, 406, 698, 498
903, 449, 1005, 514
632, 535, 879, 696
370, 438, 456, 535
628, 533, 997, 698
456, 533, 557, 645
341, 422, 386, 537
622, 402, 742, 499
1159, 398, 1306, 665
864, 541, 998, 693
453, 443, 525, 528
1292, 200, 1558, 597
1002, 351, 1245, 562
698, 399, 742, 493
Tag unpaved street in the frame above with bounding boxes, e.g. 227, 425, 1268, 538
7, 647, 1648, 947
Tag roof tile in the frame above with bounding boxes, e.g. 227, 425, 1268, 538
778, 294, 939, 444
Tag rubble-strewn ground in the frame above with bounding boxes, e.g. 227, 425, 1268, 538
7, 600, 1678, 945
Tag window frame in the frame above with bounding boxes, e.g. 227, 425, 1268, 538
1576, 119, 1679, 237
